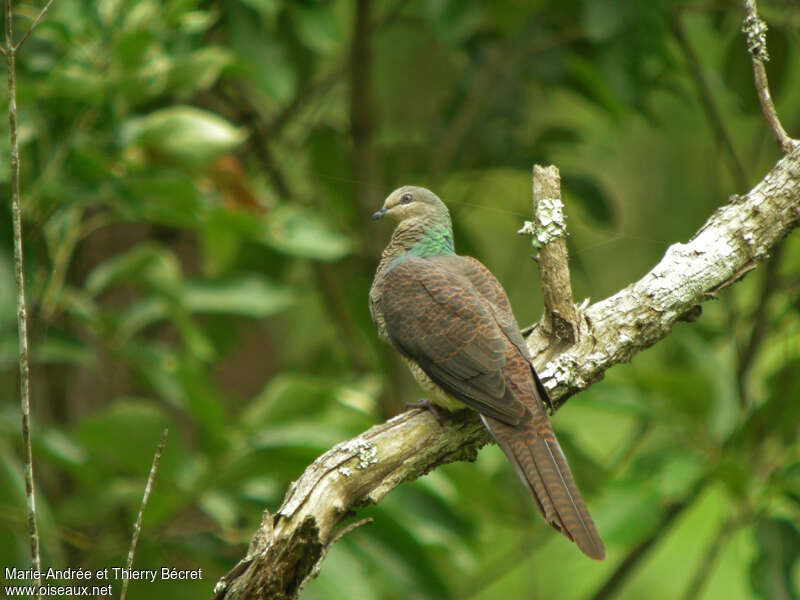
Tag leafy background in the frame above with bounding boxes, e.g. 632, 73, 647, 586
1, 0, 799, 599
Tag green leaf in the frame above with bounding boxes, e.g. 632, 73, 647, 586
75, 401, 171, 473
168, 47, 234, 96
122, 0, 160, 32
122, 106, 247, 167
249, 423, 348, 451
120, 174, 204, 228
199, 227, 242, 276
98, 0, 123, 27
750, 517, 800, 600
175, 363, 230, 447
581, 0, 625, 42
173, 311, 216, 362
44, 65, 106, 103
199, 490, 240, 528
183, 276, 293, 318
33, 332, 95, 367
242, 375, 335, 427
116, 297, 170, 340
43, 205, 82, 265
177, 9, 219, 34
262, 206, 351, 261
241, 375, 374, 443
290, 3, 341, 54
114, 28, 159, 70
84, 243, 182, 298
229, 5, 296, 104
239, 0, 280, 22
565, 55, 626, 121
383, 483, 474, 549
37, 428, 88, 467
598, 483, 663, 545
120, 345, 185, 409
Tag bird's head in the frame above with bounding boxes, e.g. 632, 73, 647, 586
371, 186, 450, 225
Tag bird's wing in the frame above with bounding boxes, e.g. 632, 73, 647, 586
379, 257, 527, 425
443, 255, 553, 412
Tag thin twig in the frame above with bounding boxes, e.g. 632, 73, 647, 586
5, 0, 42, 595
302, 517, 374, 586
120, 429, 168, 600
742, 0, 799, 153
327, 516, 374, 547
13, 0, 55, 52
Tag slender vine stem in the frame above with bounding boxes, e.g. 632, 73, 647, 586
121, 429, 168, 600
11, 0, 54, 52
5, 1, 57, 595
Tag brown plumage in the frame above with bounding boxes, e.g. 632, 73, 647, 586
369, 186, 605, 560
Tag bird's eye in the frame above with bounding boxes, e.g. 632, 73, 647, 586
400, 193, 413, 204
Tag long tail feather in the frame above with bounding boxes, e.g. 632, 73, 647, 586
481, 415, 605, 560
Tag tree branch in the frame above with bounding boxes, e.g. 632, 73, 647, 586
520, 164, 579, 351
212, 148, 800, 598
531, 148, 800, 409
212, 409, 489, 599
742, 0, 799, 153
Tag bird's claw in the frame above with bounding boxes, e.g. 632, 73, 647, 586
405, 398, 444, 425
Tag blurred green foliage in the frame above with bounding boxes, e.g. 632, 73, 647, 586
1, 0, 799, 599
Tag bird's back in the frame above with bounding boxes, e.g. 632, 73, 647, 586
369, 190, 604, 559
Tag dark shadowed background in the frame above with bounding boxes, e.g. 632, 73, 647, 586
1, 0, 799, 598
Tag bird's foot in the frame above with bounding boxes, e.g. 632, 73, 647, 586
405, 398, 444, 425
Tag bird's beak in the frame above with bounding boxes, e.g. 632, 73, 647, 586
371, 207, 387, 221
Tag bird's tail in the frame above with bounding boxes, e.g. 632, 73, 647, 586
481, 414, 605, 560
